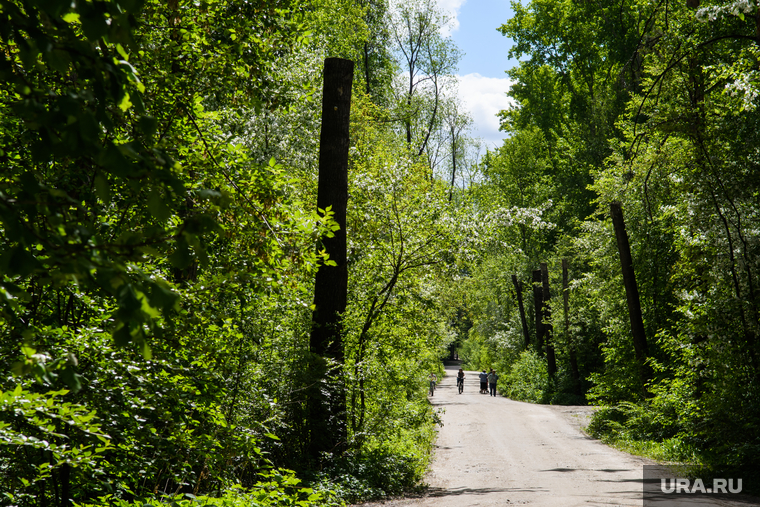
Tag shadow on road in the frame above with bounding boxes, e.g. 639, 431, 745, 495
428, 400, 467, 406
539, 467, 634, 473
427, 486, 545, 498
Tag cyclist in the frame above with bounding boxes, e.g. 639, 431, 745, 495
429, 372, 437, 396
456, 368, 465, 393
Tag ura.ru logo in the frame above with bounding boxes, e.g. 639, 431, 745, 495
660, 478, 742, 494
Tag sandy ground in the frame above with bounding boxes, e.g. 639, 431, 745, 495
357, 363, 759, 507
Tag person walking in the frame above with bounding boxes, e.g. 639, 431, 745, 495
429, 372, 437, 396
478, 370, 488, 394
487, 369, 499, 397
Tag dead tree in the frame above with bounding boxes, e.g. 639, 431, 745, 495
610, 201, 649, 383
563, 259, 581, 395
532, 269, 544, 353
308, 58, 354, 462
540, 263, 557, 377
512, 274, 530, 348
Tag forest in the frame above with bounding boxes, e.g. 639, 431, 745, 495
1, 0, 759, 505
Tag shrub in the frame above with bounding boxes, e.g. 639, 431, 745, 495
502, 350, 548, 403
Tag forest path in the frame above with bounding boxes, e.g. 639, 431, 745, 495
358, 362, 754, 507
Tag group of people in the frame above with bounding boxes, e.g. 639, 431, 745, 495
454, 368, 499, 396
428, 368, 500, 396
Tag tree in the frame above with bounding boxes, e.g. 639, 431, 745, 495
342, 91, 453, 440
440, 98, 473, 201
389, 0, 460, 156
0, 0, 341, 502
610, 202, 648, 370
308, 57, 354, 462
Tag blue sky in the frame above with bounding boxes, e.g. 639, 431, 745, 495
436, 0, 520, 148
449, 0, 517, 77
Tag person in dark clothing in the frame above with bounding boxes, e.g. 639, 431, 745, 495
478, 370, 488, 394
456, 368, 465, 393
487, 369, 499, 397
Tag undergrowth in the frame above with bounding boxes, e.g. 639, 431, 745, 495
586, 403, 760, 496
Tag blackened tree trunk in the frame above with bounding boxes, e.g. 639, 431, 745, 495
512, 274, 530, 348
563, 259, 581, 395
532, 269, 544, 353
610, 201, 648, 367
59, 462, 70, 506
540, 262, 557, 377
308, 58, 354, 462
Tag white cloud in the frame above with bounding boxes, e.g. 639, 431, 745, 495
457, 73, 514, 149
435, 0, 467, 34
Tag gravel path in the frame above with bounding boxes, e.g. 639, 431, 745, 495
357, 363, 758, 507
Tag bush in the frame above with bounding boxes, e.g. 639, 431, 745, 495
67, 471, 335, 507
305, 448, 425, 504
586, 403, 697, 463
502, 350, 548, 403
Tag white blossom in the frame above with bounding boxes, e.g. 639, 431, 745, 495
697, 0, 755, 22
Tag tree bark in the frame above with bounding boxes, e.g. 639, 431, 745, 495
540, 262, 557, 376
610, 201, 648, 365
532, 269, 544, 353
563, 259, 581, 395
308, 57, 354, 462
512, 274, 530, 349
364, 41, 371, 96
60, 462, 70, 507
448, 122, 456, 202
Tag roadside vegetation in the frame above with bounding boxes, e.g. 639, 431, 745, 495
2, 0, 760, 503
456, 0, 760, 492
0, 0, 463, 505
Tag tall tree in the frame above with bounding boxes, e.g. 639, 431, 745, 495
512, 274, 531, 349
610, 201, 648, 368
540, 262, 557, 376
308, 57, 354, 461
389, 0, 460, 156
440, 98, 473, 200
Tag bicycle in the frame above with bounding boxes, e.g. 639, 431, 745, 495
457, 377, 464, 394
429, 380, 436, 396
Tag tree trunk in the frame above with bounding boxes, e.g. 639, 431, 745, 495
308, 57, 354, 463
532, 269, 544, 354
364, 41, 371, 96
59, 462, 70, 507
540, 262, 557, 377
448, 123, 456, 202
610, 201, 648, 365
563, 259, 581, 395
512, 274, 530, 348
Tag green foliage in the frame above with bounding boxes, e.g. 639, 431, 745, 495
449, 0, 758, 482
501, 350, 548, 403
70, 474, 334, 507
308, 445, 429, 504
586, 403, 698, 464
578, 0, 760, 476
0, 0, 465, 504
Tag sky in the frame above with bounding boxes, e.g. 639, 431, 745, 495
436, 0, 519, 149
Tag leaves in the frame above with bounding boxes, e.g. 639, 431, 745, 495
0, 0, 466, 504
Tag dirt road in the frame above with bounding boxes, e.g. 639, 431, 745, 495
360, 363, 758, 507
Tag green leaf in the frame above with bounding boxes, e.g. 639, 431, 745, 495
1, 246, 43, 278
168, 239, 192, 269
147, 188, 172, 221
138, 116, 157, 138
94, 173, 111, 203
149, 283, 179, 311
60, 366, 82, 393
